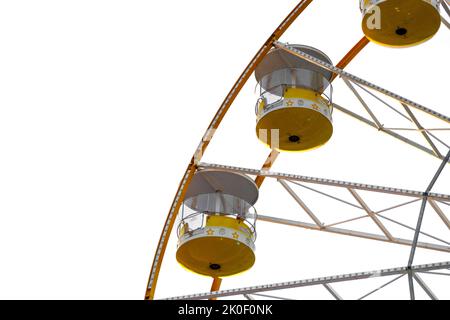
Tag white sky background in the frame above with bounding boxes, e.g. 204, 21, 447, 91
0, 0, 448, 299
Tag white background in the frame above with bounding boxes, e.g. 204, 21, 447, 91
0, 0, 448, 299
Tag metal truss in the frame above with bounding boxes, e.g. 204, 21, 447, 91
274, 41, 450, 164
407, 149, 450, 298
221, 41, 450, 300
164, 261, 450, 300
146, 1, 449, 300
196, 153, 450, 300
198, 162, 450, 254
442, 1, 450, 30
198, 163, 450, 202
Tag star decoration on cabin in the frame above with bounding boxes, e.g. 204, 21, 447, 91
232, 232, 239, 239
312, 104, 320, 111
286, 100, 294, 107
206, 229, 215, 236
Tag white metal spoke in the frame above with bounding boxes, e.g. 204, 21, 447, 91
273, 41, 450, 124
333, 103, 450, 163
344, 70, 448, 158
408, 272, 416, 300
357, 274, 406, 300
374, 198, 421, 215
198, 163, 450, 202
288, 180, 363, 209
258, 215, 450, 252
250, 293, 295, 300
343, 78, 382, 129
323, 214, 369, 228
443, 15, 450, 29
376, 213, 450, 246
436, 200, 450, 207
323, 284, 343, 300
383, 128, 450, 132
444, 0, 450, 12
442, 0, 450, 20
195, 163, 450, 252
342, 79, 450, 159
402, 104, 443, 158
428, 199, 450, 230
418, 271, 450, 277
413, 274, 438, 300
408, 150, 450, 267
348, 189, 394, 240
351, 80, 411, 122
427, 132, 450, 150
409, 198, 432, 268
278, 179, 323, 227
163, 262, 450, 300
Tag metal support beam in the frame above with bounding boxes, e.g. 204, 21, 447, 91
442, 0, 450, 17
413, 273, 438, 300
351, 81, 411, 121
402, 104, 442, 158
441, 16, 450, 30
278, 179, 323, 227
333, 103, 450, 163
289, 180, 363, 209
437, 200, 450, 207
428, 199, 450, 230
348, 188, 394, 240
408, 150, 450, 267
323, 284, 343, 300
164, 262, 450, 300
251, 293, 294, 300
358, 274, 405, 300
375, 199, 421, 215
376, 213, 449, 246
198, 162, 450, 202
343, 78, 383, 129
258, 215, 449, 253
197, 163, 450, 252
408, 272, 416, 301
324, 214, 369, 228
419, 271, 450, 277
273, 41, 450, 124
382, 128, 450, 132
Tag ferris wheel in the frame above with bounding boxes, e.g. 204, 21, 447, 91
146, 0, 450, 300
